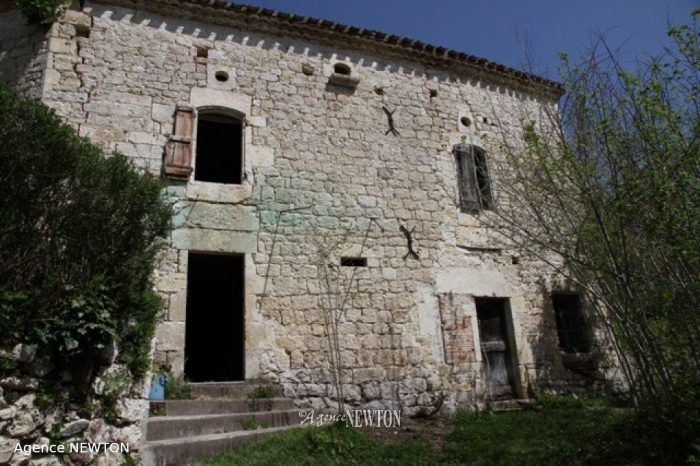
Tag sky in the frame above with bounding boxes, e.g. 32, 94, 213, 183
233, 0, 698, 80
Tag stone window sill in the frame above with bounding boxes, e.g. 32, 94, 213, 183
328, 73, 360, 89
186, 180, 249, 203
561, 351, 600, 373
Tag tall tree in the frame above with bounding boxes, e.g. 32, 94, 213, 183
492, 10, 700, 407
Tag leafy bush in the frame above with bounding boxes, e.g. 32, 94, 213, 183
15, 0, 68, 25
164, 377, 192, 400
0, 84, 171, 386
247, 385, 280, 399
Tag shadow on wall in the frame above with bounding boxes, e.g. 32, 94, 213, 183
0, 9, 47, 98
524, 276, 625, 397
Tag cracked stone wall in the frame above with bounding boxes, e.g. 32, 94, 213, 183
0, 1, 626, 426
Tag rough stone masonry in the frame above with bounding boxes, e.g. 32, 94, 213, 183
0, 0, 627, 427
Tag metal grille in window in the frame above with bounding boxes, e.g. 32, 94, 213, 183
552, 293, 590, 353
453, 144, 493, 213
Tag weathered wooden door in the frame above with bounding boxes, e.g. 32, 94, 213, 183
476, 298, 516, 399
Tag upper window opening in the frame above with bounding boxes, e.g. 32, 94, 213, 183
453, 144, 493, 213
194, 113, 244, 184
552, 293, 590, 353
334, 63, 351, 75
196, 47, 209, 59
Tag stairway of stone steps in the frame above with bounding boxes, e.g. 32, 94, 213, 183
141, 382, 299, 465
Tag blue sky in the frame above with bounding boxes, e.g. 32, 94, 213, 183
236, 0, 697, 79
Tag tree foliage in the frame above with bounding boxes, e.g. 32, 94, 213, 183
0, 84, 171, 383
15, 0, 68, 25
494, 10, 699, 408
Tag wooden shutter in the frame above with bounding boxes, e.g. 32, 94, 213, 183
163, 105, 195, 180
473, 147, 493, 209
454, 144, 481, 213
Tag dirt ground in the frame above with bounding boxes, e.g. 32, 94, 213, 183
359, 415, 454, 450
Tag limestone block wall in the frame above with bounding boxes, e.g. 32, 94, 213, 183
6, 1, 625, 414
0, 7, 49, 98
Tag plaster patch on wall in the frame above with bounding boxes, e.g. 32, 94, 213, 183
436, 267, 514, 296
415, 286, 443, 363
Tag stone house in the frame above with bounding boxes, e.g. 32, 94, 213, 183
0, 0, 625, 415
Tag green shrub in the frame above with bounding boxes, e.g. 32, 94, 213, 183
0, 84, 171, 388
164, 377, 192, 400
241, 417, 260, 431
15, 0, 68, 25
247, 385, 279, 399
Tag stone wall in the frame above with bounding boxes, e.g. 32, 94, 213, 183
0, 344, 147, 465
0, 1, 626, 430
0, 6, 49, 98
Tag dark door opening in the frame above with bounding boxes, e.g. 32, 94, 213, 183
185, 252, 245, 382
476, 297, 517, 400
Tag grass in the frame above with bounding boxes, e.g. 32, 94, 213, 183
247, 385, 280, 399
442, 396, 624, 465
203, 395, 699, 465
204, 423, 433, 466
241, 416, 269, 431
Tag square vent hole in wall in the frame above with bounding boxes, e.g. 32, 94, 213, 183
340, 257, 367, 267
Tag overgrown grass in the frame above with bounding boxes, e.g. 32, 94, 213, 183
443, 396, 622, 465
204, 423, 433, 466
203, 395, 700, 465
247, 386, 279, 399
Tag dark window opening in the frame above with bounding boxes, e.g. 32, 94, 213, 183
454, 144, 493, 212
460, 116, 471, 127
340, 257, 367, 267
334, 63, 351, 75
75, 25, 90, 38
185, 252, 245, 382
196, 47, 209, 58
194, 113, 243, 184
552, 293, 590, 353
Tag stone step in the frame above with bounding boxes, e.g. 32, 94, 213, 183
145, 409, 300, 441
189, 381, 280, 400
150, 398, 295, 416
487, 398, 532, 413
141, 425, 298, 466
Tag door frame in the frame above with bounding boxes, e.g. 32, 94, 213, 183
184, 250, 246, 382
474, 297, 523, 399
